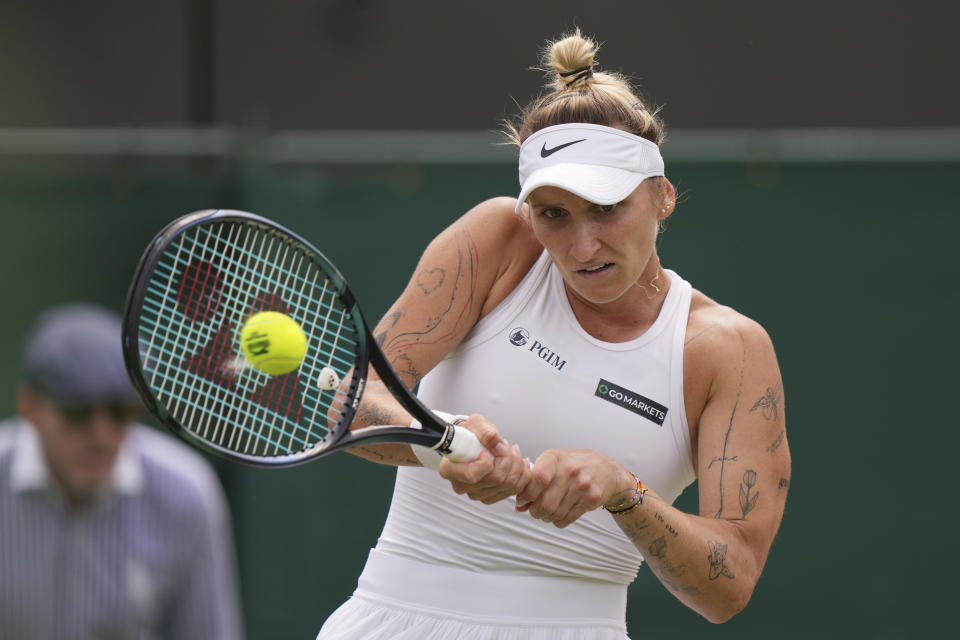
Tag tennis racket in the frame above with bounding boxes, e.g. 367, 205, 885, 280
121, 209, 484, 467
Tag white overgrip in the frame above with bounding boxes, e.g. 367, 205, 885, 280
442, 425, 484, 462
409, 411, 483, 468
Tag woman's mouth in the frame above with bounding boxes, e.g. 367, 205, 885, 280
578, 263, 614, 275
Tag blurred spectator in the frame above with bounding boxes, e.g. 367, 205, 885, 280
0, 303, 244, 639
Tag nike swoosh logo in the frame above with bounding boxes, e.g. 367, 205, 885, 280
540, 138, 587, 158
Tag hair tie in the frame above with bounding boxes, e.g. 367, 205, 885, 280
559, 65, 593, 86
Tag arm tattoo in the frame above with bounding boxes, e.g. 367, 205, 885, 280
749, 379, 782, 421
618, 515, 698, 595
707, 541, 735, 580
353, 446, 420, 466
738, 469, 760, 518
708, 454, 738, 469
655, 511, 680, 537
713, 331, 746, 518
649, 536, 668, 559
355, 446, 386, 462
648, 536, 696, 594
355, 381, 397, 427
381, 230, 479, 356
390, 352, 421, 383
619, 515, 652, 538
375, 311, 403, 347
766, 429, 786, 453
415, 267, 445, 295
355, 400, 395, 428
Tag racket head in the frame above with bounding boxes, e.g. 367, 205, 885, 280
123, 209, 375, 466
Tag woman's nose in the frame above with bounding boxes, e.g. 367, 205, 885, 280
569, 222, 602, 262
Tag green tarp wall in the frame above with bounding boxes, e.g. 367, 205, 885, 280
1, 155, 956, 637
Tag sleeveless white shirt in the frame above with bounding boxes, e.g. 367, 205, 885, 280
375, 251, 697, 586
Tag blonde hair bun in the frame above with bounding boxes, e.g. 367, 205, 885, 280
506, 28, 665, 147
547, 30, 598, 91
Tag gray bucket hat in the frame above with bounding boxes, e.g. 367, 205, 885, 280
22, 303, 140, 407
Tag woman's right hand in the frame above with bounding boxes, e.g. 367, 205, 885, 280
437, 414, 532, 504
515, 448, 634, 528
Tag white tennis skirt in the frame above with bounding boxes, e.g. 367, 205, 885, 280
315, 549, 631, 640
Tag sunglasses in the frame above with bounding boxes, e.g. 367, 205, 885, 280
58, 404, 139, 427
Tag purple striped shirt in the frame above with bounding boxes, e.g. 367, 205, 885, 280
0, 419, 243, 639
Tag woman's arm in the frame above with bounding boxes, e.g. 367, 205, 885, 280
345, 197, 542, 468
514, 312, 790, 623
617, 315, 789, 621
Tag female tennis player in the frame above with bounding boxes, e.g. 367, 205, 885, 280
317, 29, 790, 639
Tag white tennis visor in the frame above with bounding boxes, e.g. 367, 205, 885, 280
516, 123, 665, 213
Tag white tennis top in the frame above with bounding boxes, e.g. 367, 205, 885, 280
375, 251, 697, 585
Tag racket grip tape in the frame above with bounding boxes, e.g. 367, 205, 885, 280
439, 425, 484, 462
409, 412, 484, 468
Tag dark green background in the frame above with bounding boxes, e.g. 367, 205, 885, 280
1, 153, 956, 637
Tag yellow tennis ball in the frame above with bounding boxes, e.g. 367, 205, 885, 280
240, 311, 307, 376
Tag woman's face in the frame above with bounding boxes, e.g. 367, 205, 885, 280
526, 178, 673, 308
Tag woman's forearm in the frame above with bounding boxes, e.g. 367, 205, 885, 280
612, 490, 761, 623
343, 379, 422, 466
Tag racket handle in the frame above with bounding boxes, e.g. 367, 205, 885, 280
441, 425, 485, 462
409, 412, 483, 467
441, 426, 532, 468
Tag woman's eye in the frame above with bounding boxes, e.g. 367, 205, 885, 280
598, 203, 617, 213
542, 208, 565, 219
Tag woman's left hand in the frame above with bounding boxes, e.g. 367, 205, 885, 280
515, 449, 635, 528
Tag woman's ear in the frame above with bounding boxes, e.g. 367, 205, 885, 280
658, 178, 677, 220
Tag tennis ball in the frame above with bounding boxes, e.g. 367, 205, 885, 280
240, 311, 307, 376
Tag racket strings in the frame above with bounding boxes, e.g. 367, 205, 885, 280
144, 239, 358, 366
175, 246, 226, 321
149, 222, 294, 453
137, 220, 361, 457
188, 223, 341, 453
